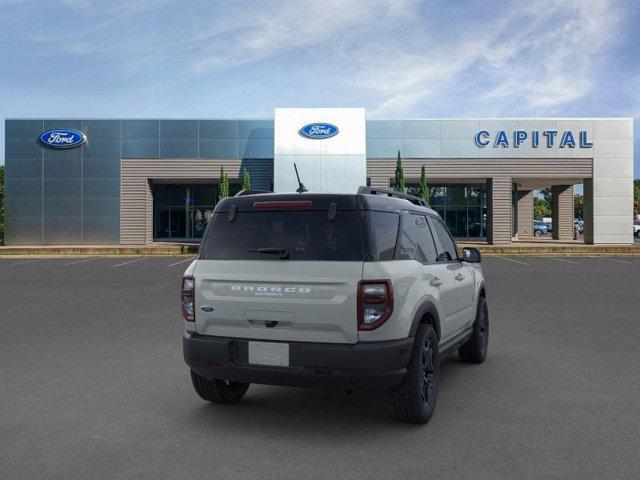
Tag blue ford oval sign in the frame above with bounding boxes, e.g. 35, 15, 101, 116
39, 129, 87, 149
298, 123, 339, 139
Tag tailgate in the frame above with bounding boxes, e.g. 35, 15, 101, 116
194, 260, 362, 344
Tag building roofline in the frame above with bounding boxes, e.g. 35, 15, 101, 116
5, 116, 635, 121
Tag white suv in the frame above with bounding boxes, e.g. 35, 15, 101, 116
182, 187, 488, 423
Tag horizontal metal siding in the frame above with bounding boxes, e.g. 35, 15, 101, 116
489, 177, 512, 245
552, 185, 574, 241
516, 190, 534, 239
366, 158, 593, 186
121, 158, 242, 244
240, 159, 273, 191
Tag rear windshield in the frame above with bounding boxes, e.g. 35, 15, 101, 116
200, 210, 365, 261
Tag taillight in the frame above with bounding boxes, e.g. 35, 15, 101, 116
181, 276, 195, 321
357, 280, 393, 331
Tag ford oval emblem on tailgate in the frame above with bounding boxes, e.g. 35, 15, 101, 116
200, 305, 215, 312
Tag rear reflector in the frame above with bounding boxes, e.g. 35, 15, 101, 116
253, 200, 313, 209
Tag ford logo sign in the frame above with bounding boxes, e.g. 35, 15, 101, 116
298, 123, 339, 139
39, 129, 87, 149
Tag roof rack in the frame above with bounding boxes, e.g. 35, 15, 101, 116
234, 189, 269, 197
357, 186, 428, 207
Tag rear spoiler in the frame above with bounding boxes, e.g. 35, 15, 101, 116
234, 189, 269, 197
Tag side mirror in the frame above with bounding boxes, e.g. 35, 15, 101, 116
436, 251, 452, 262
462, 247, 481, 263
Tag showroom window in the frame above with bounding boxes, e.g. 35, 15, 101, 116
405, 184, 487, 240
152, 183, 240, 241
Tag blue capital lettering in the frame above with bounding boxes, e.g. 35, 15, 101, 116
542, 130, 557, 148
474, 130, 490, 147
494, 130, 509, 147
513, 130, 527, 148
579, 130, 593, 148
531, 130, 539, 148
560, 131, 576, 148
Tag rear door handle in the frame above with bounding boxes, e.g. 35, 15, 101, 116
455, 273, 465, 281
430, 277, 443, 287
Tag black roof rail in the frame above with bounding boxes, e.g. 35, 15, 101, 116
357, 186, 428, 207
234, 189, 269, 197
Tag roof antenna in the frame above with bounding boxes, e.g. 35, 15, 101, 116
294, 163, 308, 193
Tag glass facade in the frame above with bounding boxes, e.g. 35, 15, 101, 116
7, 117, 598, 246
4, 119, 274, 245
406, 184, 488, 240
152, 183, 241, 241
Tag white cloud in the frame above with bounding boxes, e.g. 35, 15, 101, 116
477, 0, 623, 112
354, 0, 627, 116
0, 0, 632, 117
369, 88, 430, 117
190, 0, 418, 72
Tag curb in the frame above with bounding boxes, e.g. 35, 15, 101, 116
0, 245, 199, 257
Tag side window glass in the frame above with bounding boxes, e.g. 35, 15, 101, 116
368, 211, 399, 261
430, 217, 458, 262
412, 214, 437, 263
396, 214, 417, 260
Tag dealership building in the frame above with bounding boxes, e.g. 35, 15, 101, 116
4, 109, 634, 245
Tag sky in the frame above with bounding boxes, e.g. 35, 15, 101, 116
0, 0, 638, 177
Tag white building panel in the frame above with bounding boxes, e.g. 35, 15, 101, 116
594, 119, 634, 139
274, 108, 366, 193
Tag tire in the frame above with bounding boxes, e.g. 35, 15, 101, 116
534, 230, 542, 237
458, 296, 489, 364
391, 324, 438, 424
190, 370, 250, 404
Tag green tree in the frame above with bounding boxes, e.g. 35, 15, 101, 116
394, 150, 405, 193
218, 165, 229, 201
533, 188, 551, 220
539, 187, 551, 203
534, 196, 550, 220
418, 165, 429, 204
574, 193, 584, 220
0, 165, 4, 245
241, 167, 251, 191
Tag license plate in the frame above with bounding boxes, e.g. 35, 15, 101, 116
248, 341, 289, 367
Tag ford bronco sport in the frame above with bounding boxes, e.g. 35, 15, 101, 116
182, 187, 488, 423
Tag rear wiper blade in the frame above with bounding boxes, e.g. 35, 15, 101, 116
248, 247, 290, 259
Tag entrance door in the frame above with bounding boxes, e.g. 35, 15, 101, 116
152, 184, 217, 241
155, 208, 171, 239
170, 208, 187, 238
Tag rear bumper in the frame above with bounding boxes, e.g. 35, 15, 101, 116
183, 332, 414, 394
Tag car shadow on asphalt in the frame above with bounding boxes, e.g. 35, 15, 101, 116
178, 355, 471, 433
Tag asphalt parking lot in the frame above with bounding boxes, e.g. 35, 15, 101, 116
1, 255, 639, 479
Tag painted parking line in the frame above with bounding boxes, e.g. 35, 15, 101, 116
64, 258, 97, 266
10, 259, 42, 266
547, 257, 579, 265
605, 257, 633, 264
168, 257, 196, 267
112, 258, 144, 268
494, 256, 531, 266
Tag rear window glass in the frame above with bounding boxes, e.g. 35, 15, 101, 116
200, 211, 364, 261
